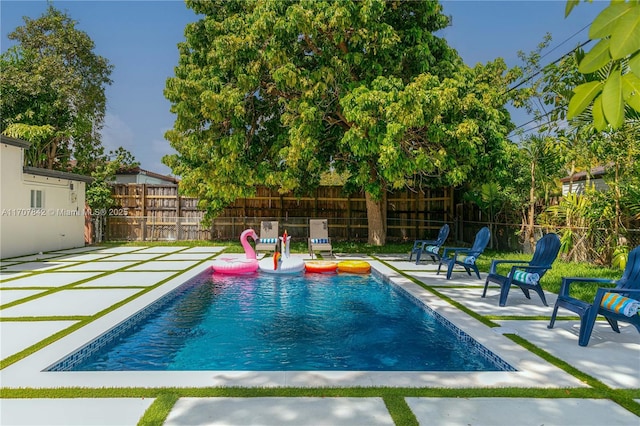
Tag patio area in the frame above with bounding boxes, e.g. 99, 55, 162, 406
1, 245, 638, 425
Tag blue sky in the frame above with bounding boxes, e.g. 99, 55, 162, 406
1, 0, 607, 176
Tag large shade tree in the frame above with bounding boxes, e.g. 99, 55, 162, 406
0, 4, 113, 173
164, 0, 515, 244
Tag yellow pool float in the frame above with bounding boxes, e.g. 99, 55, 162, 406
337, 260, 371, 274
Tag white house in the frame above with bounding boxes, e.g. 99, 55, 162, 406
560, 166, 609, 196
114, 166, 178, 185
0, 135, 93, 259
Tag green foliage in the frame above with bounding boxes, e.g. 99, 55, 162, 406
164, 0, 515, 237
612, 245, 629, 269
566, 1, 640, 129
540, 193, 590, 256
0, 4, 113, 170
86, 149, 139, 210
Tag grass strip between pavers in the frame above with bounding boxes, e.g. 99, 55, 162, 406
375, 255, 640, 420
384, 395, 419, 426
138, 393, 179, 426
373, 255, 498, 328
0, 254, 217, 369
2, 386, 639, 426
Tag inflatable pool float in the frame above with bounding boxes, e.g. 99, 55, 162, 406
259, 230, 305, 274
212, 229, 259, 274
305, 260, 338, 274
337, 260, 371, 274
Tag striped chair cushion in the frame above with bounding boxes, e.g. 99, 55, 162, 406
425, 245, 439, 254
600, 293, 640, 317
509, 270, 540, 285
457, 255, 476, 265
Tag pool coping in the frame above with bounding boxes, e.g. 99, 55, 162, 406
0, 260, 586, 389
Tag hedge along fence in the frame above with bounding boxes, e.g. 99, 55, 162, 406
106, 184, 455, 242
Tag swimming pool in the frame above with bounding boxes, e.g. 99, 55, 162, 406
50, 270, 514, 372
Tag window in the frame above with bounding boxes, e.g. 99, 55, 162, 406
30, 189, 43, 209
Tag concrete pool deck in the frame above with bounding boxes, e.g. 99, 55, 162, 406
1, 245, 639, 425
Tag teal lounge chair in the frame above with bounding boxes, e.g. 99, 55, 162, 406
548, 245, 640, 346
437, 227, 490, 280
409, 224, 450, 264
482, 233, 561, 307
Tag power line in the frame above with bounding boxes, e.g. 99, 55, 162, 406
538, 22, 592, 63
508, 105, 565, 137
505, 39, 591, 95
505, 21, 592, 94
506, 21, 595, 136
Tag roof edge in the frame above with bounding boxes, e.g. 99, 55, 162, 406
23, 166, 94, 183
1, 135, 31, 149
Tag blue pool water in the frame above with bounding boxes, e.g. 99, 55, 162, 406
59, 271, 512, 372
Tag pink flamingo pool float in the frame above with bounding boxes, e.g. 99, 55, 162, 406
211, 228, 259, 274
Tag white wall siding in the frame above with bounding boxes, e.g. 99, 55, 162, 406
562, 178, 609, 196
1, 143, 88, 259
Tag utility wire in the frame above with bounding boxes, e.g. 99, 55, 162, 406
538, 22, 592, 63
508, 105, 566, 137
505, 22, 592, 94
507, 22, 595, 136
505, 39, 591, 94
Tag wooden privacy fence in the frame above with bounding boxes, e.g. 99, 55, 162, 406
107, 184, 454, 242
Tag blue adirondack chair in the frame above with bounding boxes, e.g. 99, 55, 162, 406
482, 233, 561, 307
437, 227, 490, 280
409, 224, 450, 264
548, 245, 640, 346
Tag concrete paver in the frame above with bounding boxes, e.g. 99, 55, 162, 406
131, 246, 188, 253
54, 253, 116, 262
435, 285, 558, 316
497, 319, 640, 389
0, 398, 154, 426
0, 272, 101, 288
75, 271, 176, 287
0, 288, 140, 317
158, 252, 216, 261
1, 253, 64, 262
0, 272, 29, 281
56, 261, 137, 272
1, 321, 77, 359
2, 261, 76, 272
95, 253, 162, 262
0, 289, 44, 305
164, 397, 394, 426
50, 246, 104, 254
406, 397, 640, 426
180, 247, 225, 253
91, 247, 148, 254
125, 260, 201, 271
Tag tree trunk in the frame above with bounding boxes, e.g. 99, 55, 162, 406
568, 161, 575, 194
365, 191, 386, 246
614, 162, 621, 239
525, 160, 536, 253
